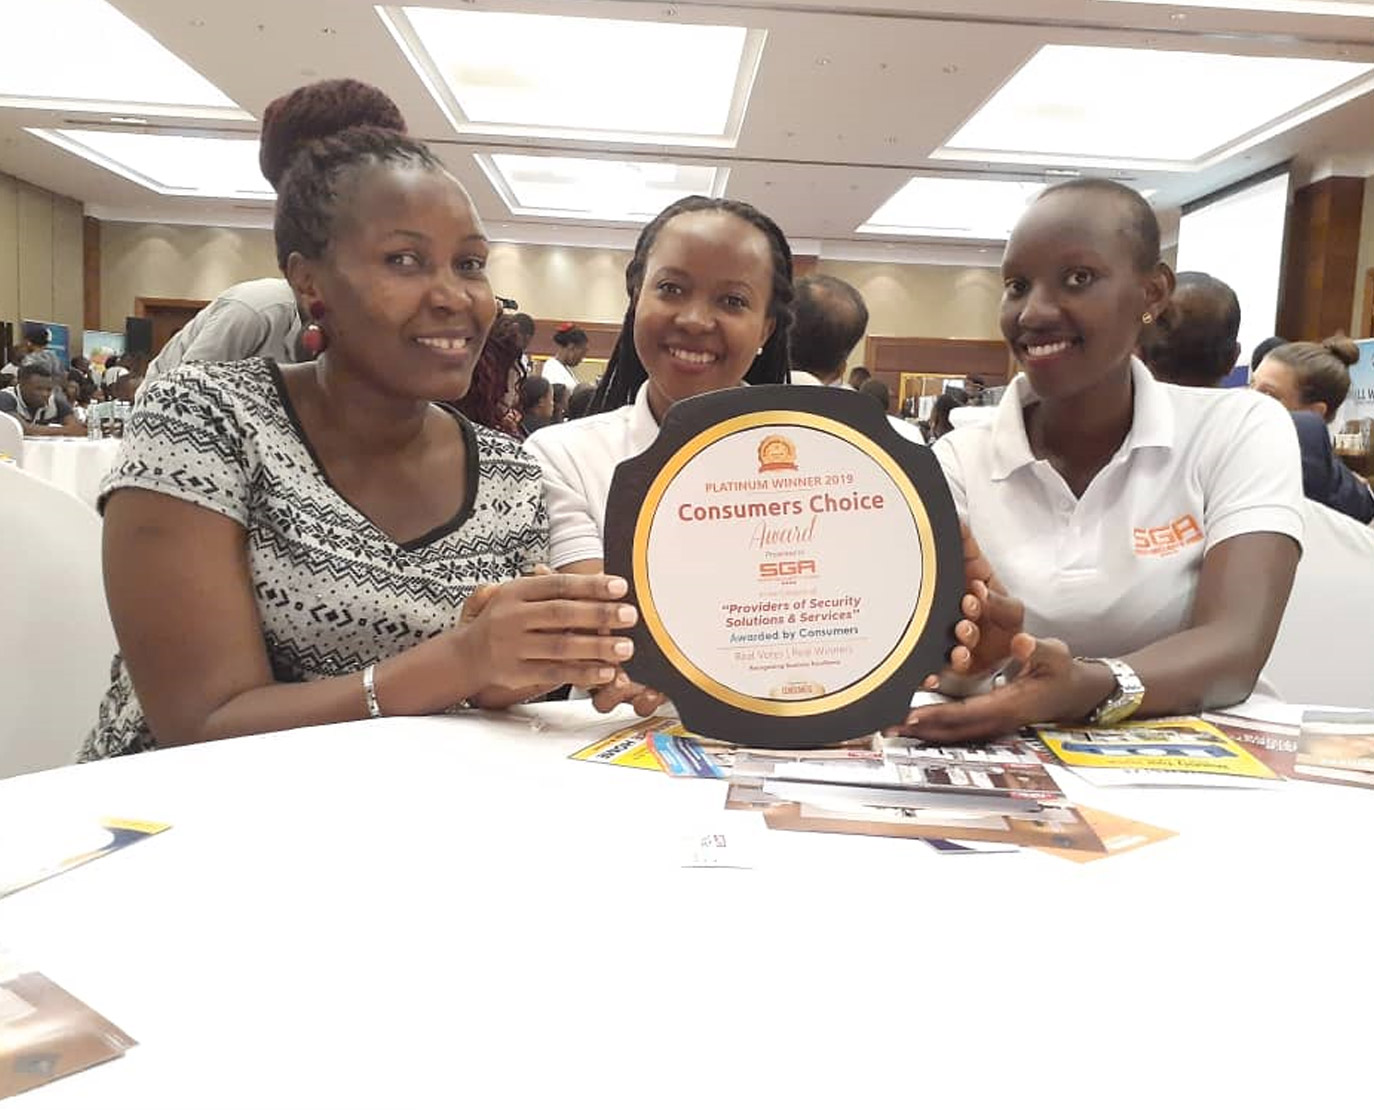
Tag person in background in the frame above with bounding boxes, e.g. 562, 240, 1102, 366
511, 312, 537, 378
1251, 336, 1373, 524
540, 326, 587, 389
565, 381, 596, 421
0, 359, 84, 435
910, 179, 1302, 742
928, 388, 969, 442
18, 324, 62, 381
1138, 271, 1242, 387
518, 375, 555, 437
790, 274, 868, 387
145, 79, 409, 383
82, 124, 636, 760
847, 365, 871, 389
0, 346, 20, 389
454, 312, 523, 437
63, 376, 85, 421
68, 356, 96, 394
1251, 335, 1288, 374
550, 382, 569, 424
859, 377, 891, 412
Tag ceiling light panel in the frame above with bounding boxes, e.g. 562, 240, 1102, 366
0, 0, 247, 118
858, 177, 1046, 240
478, 155, 726, 222
378, 7, 765, 147
27, 130, 271, 199
936, 45, 1374, 170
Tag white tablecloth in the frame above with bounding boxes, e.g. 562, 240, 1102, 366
21, 438, 122, 509
2, 703, 1372, 1109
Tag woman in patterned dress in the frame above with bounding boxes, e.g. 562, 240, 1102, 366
81, 126, 637, 758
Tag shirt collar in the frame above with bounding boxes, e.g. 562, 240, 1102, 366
989, 355, 1175, 481
629, 382, 660, 452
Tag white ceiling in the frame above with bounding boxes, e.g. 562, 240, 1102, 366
4, 0, 1374, 266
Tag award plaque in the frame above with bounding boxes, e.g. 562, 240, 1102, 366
604, 385, 962, 748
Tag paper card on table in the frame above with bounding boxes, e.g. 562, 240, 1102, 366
567, 717, 678, 772
1292, 710, 1374, 789
0, 817, 170, 901
0, 950, 136, 1099
1034, 806, 1177, 865
922, 838, 1020, 855
1036, 717, 1279, 786
1206, 713, 1300, 778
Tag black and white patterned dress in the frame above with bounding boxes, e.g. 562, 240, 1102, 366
80, 357, 549, 759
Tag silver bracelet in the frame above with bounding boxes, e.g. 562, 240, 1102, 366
362, 663, 383, 719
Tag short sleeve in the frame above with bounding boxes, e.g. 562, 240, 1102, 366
1203, 395, 1304, 553
931, 434, 969, 520
99, 366, 252, 524
523, 431, 606, 568
0, 392, 16, 415
148, 299, 271, 379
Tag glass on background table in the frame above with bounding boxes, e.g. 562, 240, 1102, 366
1, 700, 1372, 1109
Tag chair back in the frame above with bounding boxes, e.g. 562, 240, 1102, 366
0, 410, 21, 465
1264, 499, 1374, 708
0, 464, 116, 777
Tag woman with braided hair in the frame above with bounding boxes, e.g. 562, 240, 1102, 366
82, 125, 639, 758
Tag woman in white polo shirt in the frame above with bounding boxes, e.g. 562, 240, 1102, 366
907, 179, 1304, 741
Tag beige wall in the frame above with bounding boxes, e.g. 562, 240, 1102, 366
0, 172, 83, 352
816, 260, 1003, 368
100, 222, 279, 329
96, 220, 1007, 355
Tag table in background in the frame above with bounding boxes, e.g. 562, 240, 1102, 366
2, 703, 1373, 1109
21, 438, 122, 509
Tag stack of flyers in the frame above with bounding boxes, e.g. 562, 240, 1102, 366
723, 744, 1109, 852
0, 950, 136, 1098
1292, 710, 1374, 789
1036, 717, 1279, 787
1205, 712, 1300, 778
568, 718, 880, 775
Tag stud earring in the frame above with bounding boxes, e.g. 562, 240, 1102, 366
302, 302, 328, 358
756, 346, 764, 356
1141, 312, 1154, 326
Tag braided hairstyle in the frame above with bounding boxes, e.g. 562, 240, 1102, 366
455, 314, 522, 431
259, 79, 407, 190
275, 128, 506, 423
274, 125, 442, 272
590, 196, 795, 414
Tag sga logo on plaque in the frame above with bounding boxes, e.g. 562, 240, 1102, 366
604, 385, 963, 747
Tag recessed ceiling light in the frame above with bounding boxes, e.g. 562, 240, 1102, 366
26, 130, 272, 199
477, 154, 726, 222
0, 0, 248, 119
376, 7, 765, 148
934, 45, 1374, 170
1099, 0, 1374, 15
857, 176, 1046, 240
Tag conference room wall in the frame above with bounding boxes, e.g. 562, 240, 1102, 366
0, 171, 84, 348
816, 260, 1003, 369
98, 220, 1011, 355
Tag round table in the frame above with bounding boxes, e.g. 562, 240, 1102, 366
2, 703, 1372, 1109
21, 438, 122, 509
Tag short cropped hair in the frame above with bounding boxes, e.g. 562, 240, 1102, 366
790, 275, 869, 376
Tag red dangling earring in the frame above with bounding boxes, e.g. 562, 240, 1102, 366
302, 301, 328, 358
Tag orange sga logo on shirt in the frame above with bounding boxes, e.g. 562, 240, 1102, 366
1133, 514, 1203, 557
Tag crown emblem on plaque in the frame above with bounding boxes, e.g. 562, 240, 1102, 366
757, 434, 798, 472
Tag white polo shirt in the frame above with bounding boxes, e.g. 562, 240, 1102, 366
526, 382, 927, 569
932, 358, 1304, 659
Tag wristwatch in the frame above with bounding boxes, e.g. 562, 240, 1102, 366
1076, 657, 1145, 726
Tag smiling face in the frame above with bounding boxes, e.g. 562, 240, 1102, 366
632, 210, 777, 418
1000, 190, 1171, 402
288, 162, 497, 402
